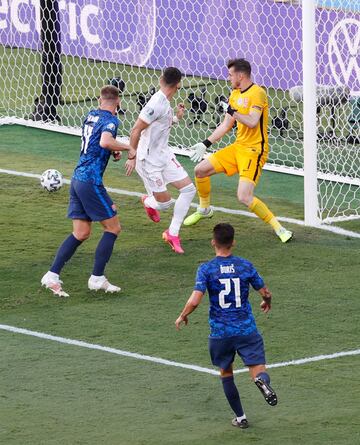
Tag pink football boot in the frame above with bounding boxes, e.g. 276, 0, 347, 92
141, 195, 160, 223
162, 230, 184, 254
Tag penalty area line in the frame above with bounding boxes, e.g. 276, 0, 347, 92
1, 324, 359, 376
0, 168, 360, 239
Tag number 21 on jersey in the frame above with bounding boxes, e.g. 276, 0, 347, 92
218, 278, 241, 308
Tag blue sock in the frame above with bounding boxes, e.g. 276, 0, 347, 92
256, 372, 270, 384
221, 376, 244, 417
50, 234, 82, 274
92, 232, 118, 276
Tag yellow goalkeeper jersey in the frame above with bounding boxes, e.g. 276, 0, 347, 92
228, 84, 269, 155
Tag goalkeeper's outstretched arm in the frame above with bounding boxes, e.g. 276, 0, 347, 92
190, 113, 235, 162
207, 113, 236, 144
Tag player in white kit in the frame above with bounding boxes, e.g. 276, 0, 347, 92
125, 67, 196, 254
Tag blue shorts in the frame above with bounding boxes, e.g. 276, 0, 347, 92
209, 331, 266, 370
67, 179, 117, 222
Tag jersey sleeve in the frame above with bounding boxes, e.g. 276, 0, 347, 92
101, 117, 118, 138
250, 88, 267, 114
248, 264, 265, 290
194, 264, 208, 293
139, 97, 162, 125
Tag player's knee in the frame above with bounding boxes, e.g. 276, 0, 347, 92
220, 368, 233, 378
179, 183, 196, 198
104, 222, 121, 235
194, 164, 207, 178
74, 229, 91, 242
111, 224, 121, 235
237, 191, 252, 206
156, 199, 174, 211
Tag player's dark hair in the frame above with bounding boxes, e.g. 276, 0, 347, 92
100, 85, 120, 101
227, 58, 251, 77
162, 67, 182, 86
213, 223, 235, 248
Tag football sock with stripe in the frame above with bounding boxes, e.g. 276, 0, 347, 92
249, 197, 282, 231
221, 376, 245, 418
195, 176, 211, 210
92, 231, 118, 276
50, 234, 83, 274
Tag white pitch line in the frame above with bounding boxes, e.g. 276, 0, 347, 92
0, 324, 218, 375
233, 349, 360, 374
1, 168, 360, 238
1, 324, 359, 376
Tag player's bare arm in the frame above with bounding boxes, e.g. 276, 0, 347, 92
100, 131, 135, 153
190, 113, 235, 162
175, 290, 204, 330
227, 106, 262, 129
125, 118, 150, 176
208, 113, 236, 143
258, 286, 272, 313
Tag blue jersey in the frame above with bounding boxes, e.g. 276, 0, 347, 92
73, 109, 119, 185
194, 255, 265, 338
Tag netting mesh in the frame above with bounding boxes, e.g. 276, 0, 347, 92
0, 0, 359, 224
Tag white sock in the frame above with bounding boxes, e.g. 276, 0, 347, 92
47, 271, 59, 280
198, 207, 211, 215
169, 184, 196, 236
236, 414, 247, 422
144, 195, 159, 209
90, 274, 105, 281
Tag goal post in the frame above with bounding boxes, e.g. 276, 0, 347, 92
303, 0, 319, 227
0, 0, 359, 231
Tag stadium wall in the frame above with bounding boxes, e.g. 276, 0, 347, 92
0, 1, 358, 93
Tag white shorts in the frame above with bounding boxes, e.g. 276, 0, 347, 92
136, 156, 188, 194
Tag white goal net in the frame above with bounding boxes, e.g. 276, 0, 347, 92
0, 0, 359, 228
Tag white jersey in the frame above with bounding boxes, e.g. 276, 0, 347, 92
137, 90, 173, 167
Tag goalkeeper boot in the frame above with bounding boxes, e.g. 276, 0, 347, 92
162, 230, 184, 254
141, 195, 160, 223
276, 227, 293, 243
254, 377, 278, 406
41, 271, 69, 298
88, 275, 121, 293
183, 207, 214, 226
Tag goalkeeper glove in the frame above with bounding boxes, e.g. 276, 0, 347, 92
190, 139, 212, 163
227, 105, 236, 116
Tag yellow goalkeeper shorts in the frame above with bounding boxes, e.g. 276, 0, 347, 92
207, 143, 267, 185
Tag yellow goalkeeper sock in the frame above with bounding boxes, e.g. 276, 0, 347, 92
249, 197, 281, 231
195, 176, 211, 209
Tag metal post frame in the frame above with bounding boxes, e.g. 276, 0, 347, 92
303, 0, 319, 226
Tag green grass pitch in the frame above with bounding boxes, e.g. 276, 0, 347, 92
0, 126, 359, 444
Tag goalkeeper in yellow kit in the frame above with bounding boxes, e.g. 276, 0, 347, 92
184, 59, 293, 243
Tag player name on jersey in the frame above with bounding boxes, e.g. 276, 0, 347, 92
220, 264, 235, 274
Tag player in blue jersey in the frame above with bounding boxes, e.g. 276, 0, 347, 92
41, 85, 136, 297
175, 223, 277, 429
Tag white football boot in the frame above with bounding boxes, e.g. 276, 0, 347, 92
88, 275, 121, 293
41, 271, 69, 297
